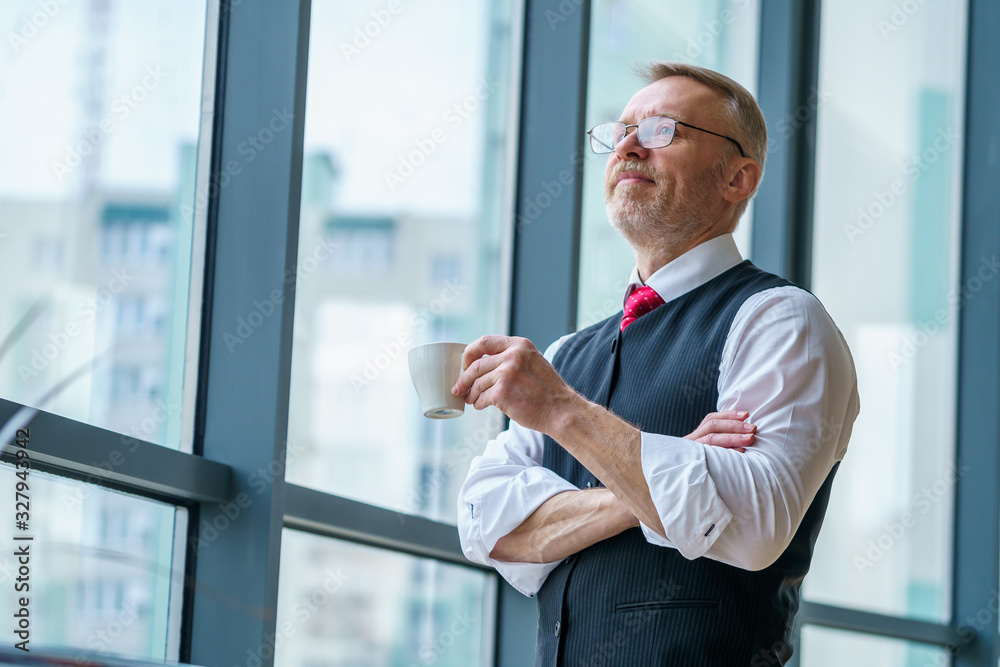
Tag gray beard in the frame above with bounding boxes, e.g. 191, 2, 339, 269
605, 170, 721, 259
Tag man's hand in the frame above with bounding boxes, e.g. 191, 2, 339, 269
451, 335, 583, 433
685, 410, 757, 453
453, 336, 759, 454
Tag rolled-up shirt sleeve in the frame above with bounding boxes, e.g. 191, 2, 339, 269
639, 286, 860, 571
457, 335, 578, 597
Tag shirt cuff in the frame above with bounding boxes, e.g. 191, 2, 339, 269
488, 558, 564, 598
638, 520, 673, 548
640, 431, 733, 559
459, 468, 578, 597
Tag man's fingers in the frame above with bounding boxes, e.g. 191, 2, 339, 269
464, 371, 501, 408
700, 433, 755, 448
702, 410, 750, 423
689, 419, 755, 440
453, 353, 504, 395
473, 384, 499, 411
709, 418, 756, 433
462, 335, 525, 370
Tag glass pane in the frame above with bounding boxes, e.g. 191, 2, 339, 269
285, 0, 517, 522
804, 0, 967, 622
0, 1, 212, 450
0, 464, 183, 660
276, 529, 495, 666
578, 0, 761, 329
800, 626, 950, 667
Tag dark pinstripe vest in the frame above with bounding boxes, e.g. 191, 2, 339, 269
535, 260, 840, 666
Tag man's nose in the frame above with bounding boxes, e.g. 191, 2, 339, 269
613, 127, 649, 161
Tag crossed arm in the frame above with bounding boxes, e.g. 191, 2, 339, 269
487, 411, 756, 563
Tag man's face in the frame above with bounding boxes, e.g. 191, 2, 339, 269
603, 76, 733, 246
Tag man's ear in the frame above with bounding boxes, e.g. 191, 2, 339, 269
723, 159, 760, 204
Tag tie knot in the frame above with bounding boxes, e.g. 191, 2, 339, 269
620, 285, 665, 331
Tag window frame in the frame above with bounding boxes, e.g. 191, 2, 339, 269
4, 0, 999, 665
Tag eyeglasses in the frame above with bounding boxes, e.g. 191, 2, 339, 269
587, 116, 745, 158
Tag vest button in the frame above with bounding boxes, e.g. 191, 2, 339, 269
554, 621, 561, 637
585, 481, 592, 488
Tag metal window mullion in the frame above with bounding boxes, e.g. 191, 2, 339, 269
0, 398, 230, 504
752, 0, 821, 287
185, 0, 312, 665
952, 0, 1000, 665
282, 484, 490, 570
798, 602, 963, 648
509, 0, 590, 348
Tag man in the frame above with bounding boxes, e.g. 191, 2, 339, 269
454, 62, 860, 665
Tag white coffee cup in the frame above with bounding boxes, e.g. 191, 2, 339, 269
408, 342, 467, 419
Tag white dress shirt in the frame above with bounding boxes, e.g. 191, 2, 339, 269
456, 234, 860, 597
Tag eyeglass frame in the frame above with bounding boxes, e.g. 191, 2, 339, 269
587, 116, 746, 158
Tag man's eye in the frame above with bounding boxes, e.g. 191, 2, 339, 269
655, 123, 672, 136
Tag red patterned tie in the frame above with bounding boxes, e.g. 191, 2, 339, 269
620, 285, 665, 331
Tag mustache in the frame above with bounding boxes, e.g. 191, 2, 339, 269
609, 161, 657, 182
